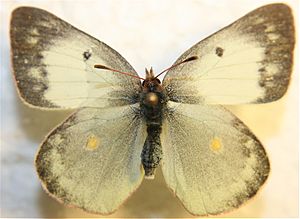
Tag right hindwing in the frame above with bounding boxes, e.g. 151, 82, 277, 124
160, 102, 270, 216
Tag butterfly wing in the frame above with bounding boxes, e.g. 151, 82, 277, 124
160, 102, 270, 216
35, 104, 146, 214
10, 7, 141, 109
163, 4, 294, 105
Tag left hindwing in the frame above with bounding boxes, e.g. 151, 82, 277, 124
160, 102, 270, 216
35, 104, 147, 214
163, 4, 294, 105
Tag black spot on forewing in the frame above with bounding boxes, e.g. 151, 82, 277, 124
215, 47, 224, 57
83, 50, 92, 61
236, 4, 295, 103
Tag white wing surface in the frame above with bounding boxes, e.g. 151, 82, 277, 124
161, 102, 270, 216
11, 7, 141, 109
163, 4, 294, 105
35, 104, 146, 214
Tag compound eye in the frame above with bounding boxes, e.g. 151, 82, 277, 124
142, 80, 145, 86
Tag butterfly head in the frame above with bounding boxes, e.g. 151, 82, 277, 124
142, 67, 162, 93
139, 67, 162, 107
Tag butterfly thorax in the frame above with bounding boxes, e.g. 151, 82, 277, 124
140, 68, 166, 179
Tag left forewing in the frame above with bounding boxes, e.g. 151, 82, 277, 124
163, 4, 294, 105
10, 7, 141, 109
160, 102, 270, 216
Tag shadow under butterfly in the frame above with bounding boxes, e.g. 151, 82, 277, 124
10, 3, 295, 216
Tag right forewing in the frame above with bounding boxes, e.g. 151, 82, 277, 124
163, 4, 294, 105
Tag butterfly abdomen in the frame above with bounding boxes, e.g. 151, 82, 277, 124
141, 124, 162, 179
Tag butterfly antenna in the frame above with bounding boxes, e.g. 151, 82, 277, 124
155, 56, 198, 79
94, 64, 145, 80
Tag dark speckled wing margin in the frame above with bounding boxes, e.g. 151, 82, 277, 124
163, 4, 294, 105
10, 7, 141, 109
35, 104, 146, 214
161, 102, 270, 216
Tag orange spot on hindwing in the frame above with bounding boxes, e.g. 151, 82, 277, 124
85, 134, 100, 151
210, 137, 222, 152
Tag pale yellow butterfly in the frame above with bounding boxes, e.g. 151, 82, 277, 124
10, 3, 294, 216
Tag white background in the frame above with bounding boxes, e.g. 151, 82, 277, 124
0, 0, 298, 217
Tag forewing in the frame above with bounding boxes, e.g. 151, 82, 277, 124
35, 104, 146, 214
10, 7, 141, 109
163, 4, 294, 104
161, 102, 270, 216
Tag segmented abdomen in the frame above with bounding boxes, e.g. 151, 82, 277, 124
141, 124, 162, 179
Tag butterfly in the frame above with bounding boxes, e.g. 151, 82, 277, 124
10, 3, 294, 216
